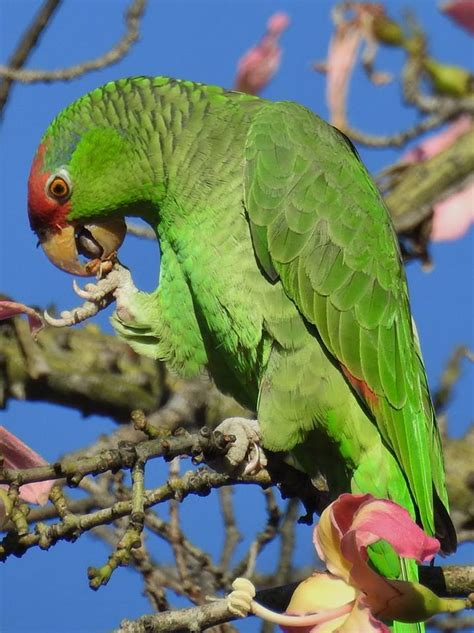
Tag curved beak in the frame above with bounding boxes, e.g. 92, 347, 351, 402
39, 218, 127, 277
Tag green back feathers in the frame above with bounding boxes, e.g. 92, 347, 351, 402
244, 100, 449, 542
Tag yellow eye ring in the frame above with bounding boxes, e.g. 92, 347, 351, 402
46, 173, 71, 201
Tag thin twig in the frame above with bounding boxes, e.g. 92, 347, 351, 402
231, 489, 281, 580
168, 458, 204, 603
0, 0, 147, 83
344, 112, 447, 148
87, 458, 146, 589
0, 0, 62, 117
0, 467, 269, 560
430, 614, 474, 631
274, 498, 300, 586
219, 488, 242, 572
434, 347, 473, 413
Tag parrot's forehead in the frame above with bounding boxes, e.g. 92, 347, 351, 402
28, 141, 71, 233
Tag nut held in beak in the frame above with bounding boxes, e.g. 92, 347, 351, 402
40, 218, 127, 276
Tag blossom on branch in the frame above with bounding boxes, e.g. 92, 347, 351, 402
314, 3, 396, 129
401, 116, 474, 242
0, 300, 44, 337
234, 12, 290, 95
228, 494, 471, 631
0, 426, 54, 512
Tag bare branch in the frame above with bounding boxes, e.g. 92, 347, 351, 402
344, 112, 448, 148
273, 498, 300, 586
219, 488, 241, 572
0, 0, 147, 83
430, 614, 474, 631
434, 347, 473, 413
114, 564, 474, 632
0, 0, 62, 116
384, 127, 474, 232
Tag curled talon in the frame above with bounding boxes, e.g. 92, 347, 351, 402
44, 309, 75, 328
243, 443, 267, 476
72, 279, 93, 300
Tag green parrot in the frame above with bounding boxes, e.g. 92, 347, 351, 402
27, 77, 456, 631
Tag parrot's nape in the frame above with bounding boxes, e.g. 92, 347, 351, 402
27, 76, 457, 633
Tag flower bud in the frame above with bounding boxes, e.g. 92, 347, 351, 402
377, 579, 470, 623
373, 16, 405, 46
423, 58, 473, 97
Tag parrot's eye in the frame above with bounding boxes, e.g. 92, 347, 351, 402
46, 171, 71, 201
75, 227, 104, 259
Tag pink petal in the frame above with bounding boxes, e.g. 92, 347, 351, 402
431, 182, 474, 241
0, 426, 54, 505
268, 12, 290, 35
0, 300, 44, 338
402, 116, 472, 164
234, 12, 290, 95
323, 24, 362, 129
339, 497, 439, 612
343, 497, 440, 563
441, 0, 474, 35
314, 494, 440, 614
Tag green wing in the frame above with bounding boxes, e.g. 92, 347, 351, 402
244, 101, 449, 539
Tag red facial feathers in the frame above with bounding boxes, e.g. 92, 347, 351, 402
28, 142, 71, 234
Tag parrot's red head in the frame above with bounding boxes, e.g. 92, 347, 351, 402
28, 140, 127, 277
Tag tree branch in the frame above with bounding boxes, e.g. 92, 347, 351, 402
384, 126, 474, 233
114, 564, 474, 632
0, 0, 147, 83
0, 0, 62, 117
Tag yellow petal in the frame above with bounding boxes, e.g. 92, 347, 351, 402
314, 507, 352, 583
287, 572, 357, 613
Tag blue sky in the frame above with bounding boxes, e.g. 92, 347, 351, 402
0, 1, 472, 631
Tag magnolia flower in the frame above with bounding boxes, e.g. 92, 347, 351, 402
234, 12, 290, 95
0, 300, 44, 337
228, 494, 470, 631
314, 3, 394, 129
0, 426, 54, 527
441, 0, 474, 35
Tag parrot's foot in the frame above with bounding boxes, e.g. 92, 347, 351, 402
212, 418, 267, 476
44, 263, 138, 328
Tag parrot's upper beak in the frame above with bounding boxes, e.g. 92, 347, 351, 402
39, 218, 127, 276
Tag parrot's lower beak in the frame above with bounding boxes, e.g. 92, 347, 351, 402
39, 218, 127, 276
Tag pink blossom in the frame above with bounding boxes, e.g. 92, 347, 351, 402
315, 4, 392, 129
432, 183, 474, 241
441, 0, 474, 35
0, 300, 44, 338
0, 426, 54, 506
234, 12, 290, 95
228, 494, 469, 631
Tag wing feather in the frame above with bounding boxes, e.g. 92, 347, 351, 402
244, 101, 450, 538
